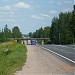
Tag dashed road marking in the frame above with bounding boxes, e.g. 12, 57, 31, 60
54, 45, 75, 50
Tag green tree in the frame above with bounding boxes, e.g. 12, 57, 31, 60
38, 27, 44, 38
4, 24, 9, 38
51, 12, 73, 44
3, 24, 12, 38
51, 17, 59, 44
29, 32, 33, 38
69, 5, 75, 43
44, 26, 50, 38
12, 26, 22, 38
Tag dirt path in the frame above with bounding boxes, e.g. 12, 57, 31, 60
15, 45, 75, 75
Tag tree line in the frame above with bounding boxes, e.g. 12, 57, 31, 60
0, 24, 22, 42
29, 5, 75, 45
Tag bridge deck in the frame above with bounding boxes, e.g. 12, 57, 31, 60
12, 38, 50, 40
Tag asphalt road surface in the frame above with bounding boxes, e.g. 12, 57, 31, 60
42, 45, 75, 64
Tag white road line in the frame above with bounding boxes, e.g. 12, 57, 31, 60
54, 45, 75, 49
73, 48, 75, 49
39, 46, 75, 64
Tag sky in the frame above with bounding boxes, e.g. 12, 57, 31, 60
0, 0, 74, 34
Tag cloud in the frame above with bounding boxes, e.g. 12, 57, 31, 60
0, 18, 14, 22
56, 2, 62, 6
32, 15, 44, 20
49, 10, 57, 14
0, 15, 3, 18
63, 8, 71, 12
0, 6, 13, 10
0, 11, 15, 15
48, 1, 54, 4
2, 0, 19, 2
0, 2, 31, 10
49, 0, 73, 6
0, 11, 15, 22
40, 14, 49, 17
31, 14, 50, 20
64, 1, 73, 4
15, 2, 31, 9
48, 1, 62, 6
0, 11, 15, 19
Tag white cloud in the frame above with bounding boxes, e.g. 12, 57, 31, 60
48, 1, 54, 4
0, 6, 13, 10
56, 2, 62, 6
0, 15, 3, 18
40, 14, 49, 17
32, 15, 44, 20
0, 11, 15, 19
0, 18, 14, 22
64, 1, 73, 4
2, 0, 19, 2
63, 8, 71, 12
0, 11, 15, 22
49, 0, 73, 6
0, 11, 15, 15
31, 14, 50, 20
49, 10, 57, 14
15, 2, 31, 9
49, 1, 62, 6
0, 2, 31, 10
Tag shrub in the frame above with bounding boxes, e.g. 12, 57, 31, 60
0, 42, 27, 75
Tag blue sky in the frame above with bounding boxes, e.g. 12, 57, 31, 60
0, 0, 74, 34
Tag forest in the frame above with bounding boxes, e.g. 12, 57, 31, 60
29, 5, 75, 45
0, 25, 22, 42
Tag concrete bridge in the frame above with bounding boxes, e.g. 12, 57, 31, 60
11, 38, 50, 45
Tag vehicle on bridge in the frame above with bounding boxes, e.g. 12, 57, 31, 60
31, 40, 37, 45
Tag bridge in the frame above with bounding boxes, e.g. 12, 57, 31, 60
11, 38, 50, 45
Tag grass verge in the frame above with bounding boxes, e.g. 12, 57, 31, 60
0, 42, 27, 75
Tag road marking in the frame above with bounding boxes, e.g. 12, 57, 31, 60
60, 46, 67, 48
54, 45, 75, 50
39, 46, 75, 64
66, 52, 74, 54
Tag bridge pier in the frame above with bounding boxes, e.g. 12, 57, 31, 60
42, 40, 44, 45
24, 40, 28, 45
14, 39, 17, 42
21, 40, 24, 44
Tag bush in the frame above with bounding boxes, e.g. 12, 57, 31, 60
0, 42, 27, 75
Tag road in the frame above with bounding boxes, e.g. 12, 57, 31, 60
15, 45, 75, 75
42, 45, 75, 64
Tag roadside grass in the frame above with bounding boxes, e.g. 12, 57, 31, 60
0, 42, 27, 75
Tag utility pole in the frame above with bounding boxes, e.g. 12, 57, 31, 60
59, 33, 60, 45
73, 5, 75, 44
